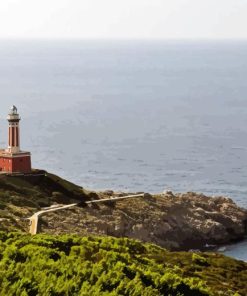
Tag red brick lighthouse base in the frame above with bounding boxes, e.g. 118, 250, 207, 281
0, 152, 31, 173
0, 106, 31, 174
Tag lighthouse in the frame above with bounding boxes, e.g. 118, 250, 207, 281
0, 106, 31, 173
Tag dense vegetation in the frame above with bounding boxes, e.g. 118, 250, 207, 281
0, 233, 246, 295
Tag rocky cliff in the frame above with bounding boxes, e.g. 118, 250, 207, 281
39, 190, 247, 251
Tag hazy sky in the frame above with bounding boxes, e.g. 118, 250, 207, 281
0, 0, 247, 39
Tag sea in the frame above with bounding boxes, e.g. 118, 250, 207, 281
0, 39, 246, 261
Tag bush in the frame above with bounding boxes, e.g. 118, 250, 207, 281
192, 253, 210, 266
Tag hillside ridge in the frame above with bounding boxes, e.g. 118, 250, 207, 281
0, 232, 246, 295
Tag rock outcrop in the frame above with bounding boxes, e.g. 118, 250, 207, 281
40, 191, 247, 251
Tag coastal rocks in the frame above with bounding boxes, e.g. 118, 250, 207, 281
40, 191, 247, 251
156, 193, 243, 249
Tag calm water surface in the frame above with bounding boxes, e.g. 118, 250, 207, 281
0, 40, 246, 260
223, 240, 247, 262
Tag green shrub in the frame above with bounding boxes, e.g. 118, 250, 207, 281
192, 253, 210, 266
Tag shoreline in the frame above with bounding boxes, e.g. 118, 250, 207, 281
216, 237, 247, 262
0, 171, 247, 254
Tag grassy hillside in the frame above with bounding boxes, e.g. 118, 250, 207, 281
0, 170, 93, 219
0, 232, 246, 296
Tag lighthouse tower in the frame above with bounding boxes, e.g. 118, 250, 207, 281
7, 105, 21, 153
0, 106, 31, 173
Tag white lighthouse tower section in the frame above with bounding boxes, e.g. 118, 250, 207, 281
7, 105, 21, 154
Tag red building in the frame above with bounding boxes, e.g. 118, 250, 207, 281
0, 106, 31, 173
